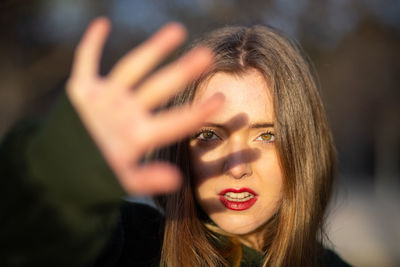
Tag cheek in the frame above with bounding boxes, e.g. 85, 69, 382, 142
255, 151, 284, 204
189, 143, 224, 182
258, 147, 282, 176
189, 144, 225, 207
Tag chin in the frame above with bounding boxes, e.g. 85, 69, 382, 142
211, 215, 265, 236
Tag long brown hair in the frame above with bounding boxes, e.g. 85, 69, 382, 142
155, 25, 336, 267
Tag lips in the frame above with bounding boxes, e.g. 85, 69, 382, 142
219, 188, 258, 211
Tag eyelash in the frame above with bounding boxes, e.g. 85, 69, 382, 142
255, 131, 275, 143
194, 129, 220, 141
194, 129, 275, 143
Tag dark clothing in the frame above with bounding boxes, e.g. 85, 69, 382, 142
0, 95, 350, 266
95, 202, 350, 267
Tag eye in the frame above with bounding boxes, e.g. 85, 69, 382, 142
255, 131, 275, 143
195, 129, 219, 141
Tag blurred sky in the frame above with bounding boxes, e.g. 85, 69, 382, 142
1, 0, 399, 266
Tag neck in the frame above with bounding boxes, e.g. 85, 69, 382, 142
238, 224, 268, 252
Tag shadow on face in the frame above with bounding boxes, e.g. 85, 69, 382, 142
189, 112, 263, 215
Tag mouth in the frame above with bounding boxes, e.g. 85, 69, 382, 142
219, 188, 258, 211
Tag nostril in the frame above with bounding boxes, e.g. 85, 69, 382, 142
222, 147, 257, 179
224, 157, 252, 179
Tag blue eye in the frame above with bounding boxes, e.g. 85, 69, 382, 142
255, 131, 275, 142
196, 130, 219, 141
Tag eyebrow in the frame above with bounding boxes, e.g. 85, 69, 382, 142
203, 122, 274, 130
249, 123, 274, 128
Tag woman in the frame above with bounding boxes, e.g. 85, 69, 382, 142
154, 25, 341, 267
1, 18, 349, 266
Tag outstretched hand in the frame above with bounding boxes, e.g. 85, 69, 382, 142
66, 18, 223, 195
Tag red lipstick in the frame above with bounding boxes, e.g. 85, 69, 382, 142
219, 188, 258, 211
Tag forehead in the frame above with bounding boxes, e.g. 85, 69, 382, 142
194, 69, 274, 123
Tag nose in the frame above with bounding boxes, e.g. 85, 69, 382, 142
223, 137, 253, 179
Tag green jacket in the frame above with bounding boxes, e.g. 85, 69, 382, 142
0, 95, 350, 266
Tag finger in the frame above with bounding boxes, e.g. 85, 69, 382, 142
134, 47, 214, 110
120, 162, 182, 195
72, 17, 111, 78
108, 22, 186, 88
144, 93, 225, 148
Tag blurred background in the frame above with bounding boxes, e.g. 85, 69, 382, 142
1, 0, 399, 266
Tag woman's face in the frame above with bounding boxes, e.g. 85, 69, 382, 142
189, 69, 283, 240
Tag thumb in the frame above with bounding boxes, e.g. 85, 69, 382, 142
120, 162, 182, 195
